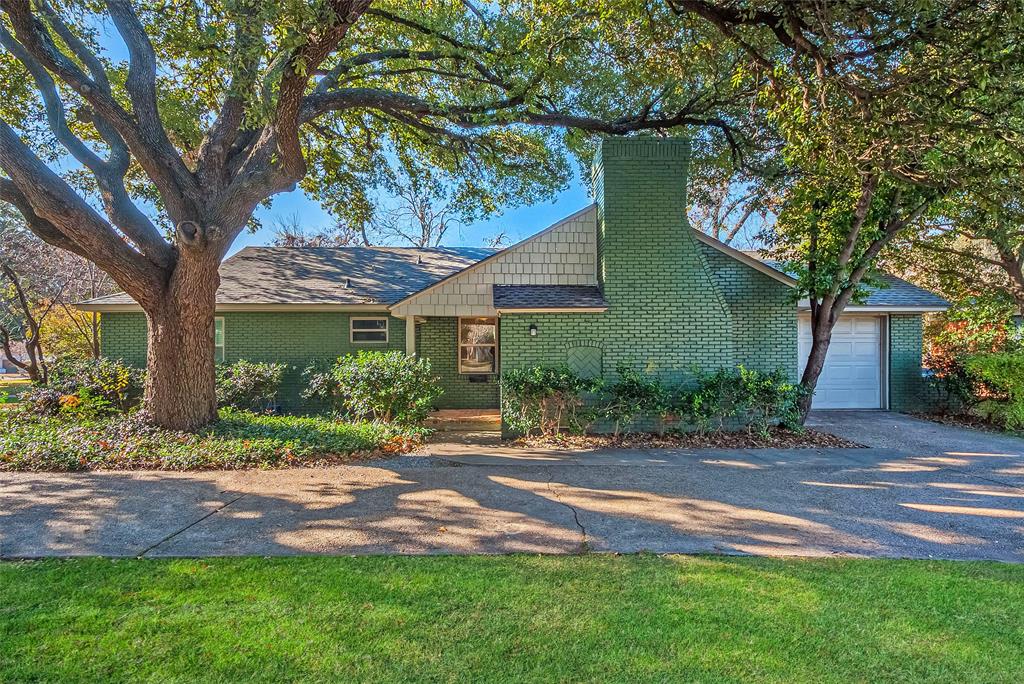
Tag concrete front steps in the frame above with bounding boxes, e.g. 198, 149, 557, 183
425, 409, 501, 432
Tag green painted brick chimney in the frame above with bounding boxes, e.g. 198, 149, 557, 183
591, 137, 735, 371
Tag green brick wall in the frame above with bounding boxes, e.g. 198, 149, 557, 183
99, 313, 148, 367
700, 245, 797, 378
415, 317, 500, 409
889, 314, 928, 411
581, 138, 745, 382
502, 138, 793, 385
499, 138, 797, 433
102, 311, 408, 413
99, 311, 498, 412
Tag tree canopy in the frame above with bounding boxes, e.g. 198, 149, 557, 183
0, 0, 752, 427
3, 0, 1024, 426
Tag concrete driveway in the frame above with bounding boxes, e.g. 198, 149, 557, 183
2, 412, 1022, 560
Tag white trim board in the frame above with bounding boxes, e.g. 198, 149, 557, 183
691, 230, 798, 288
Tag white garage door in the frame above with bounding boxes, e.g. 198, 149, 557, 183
798, 315, 883, 409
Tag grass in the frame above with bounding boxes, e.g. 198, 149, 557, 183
1, 555, 1021, 682
0, 375, 29, 403
0, 408, 425, 471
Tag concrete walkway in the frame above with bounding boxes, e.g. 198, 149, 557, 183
2, 413, 1022, 560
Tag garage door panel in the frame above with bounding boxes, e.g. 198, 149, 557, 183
853, 340, 879, 357
798, 315, 883, 409
853, 318, 878, 334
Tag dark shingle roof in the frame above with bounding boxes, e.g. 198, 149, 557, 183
748, 256, 949, 309
858, 274, 950, 308
492, 285, 607, 310
83, 246, 496, 307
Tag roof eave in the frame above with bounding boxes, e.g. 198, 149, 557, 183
690, 230, 798, 288
76, 302, 392, 313
496, 307, 608, 314
797, 303, 949, 313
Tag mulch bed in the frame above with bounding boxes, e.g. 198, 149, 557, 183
908, 411, 1020, 436
513, 427, 863, 450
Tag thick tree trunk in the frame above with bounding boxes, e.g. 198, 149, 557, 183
142, 252, 220, 431
797, 312, 834, 422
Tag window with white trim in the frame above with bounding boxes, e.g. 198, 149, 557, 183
351, 317, 389, 343
458, 317, 497, 374
214, 317, 225, 363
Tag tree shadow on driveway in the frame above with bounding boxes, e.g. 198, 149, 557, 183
1, 444, 1022, 560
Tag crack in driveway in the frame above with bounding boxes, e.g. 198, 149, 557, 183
544, 471, 588, 552
137, 492, 246, 557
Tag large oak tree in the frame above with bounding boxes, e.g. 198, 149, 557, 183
0, 0, 746, 429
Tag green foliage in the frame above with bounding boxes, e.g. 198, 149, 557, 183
924, 300, 1022, 410
301, 360, 343, 412
503, 364, 801, 438
328, 351, 442, 424
22, 358, 145, 416
216, 360, 287, 412
733, 367, 806, 437
602, 363, 669, 436
19, 386, 61, 415
674, 367, 804, 437
500, 365, 600, 437
0, 408, 424, 472
679, 368, 744, 434
965, 353, 1024, 430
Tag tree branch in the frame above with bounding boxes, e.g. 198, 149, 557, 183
1, 0, 198, 221
0, 25, 170, 267
0, 122, 164, 300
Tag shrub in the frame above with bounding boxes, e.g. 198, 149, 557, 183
216, 360, 287, 412
925, 298, 1023, 412
679, 368, 743, 434
602, 363, 669, 436
965, 353, 1024, 430
501, 365, 600, 437
735, 366, 805, 437
46, 358, 145, 413
674, 366, 803, 436
328, 351, 442, 424
301, 360, 343, 411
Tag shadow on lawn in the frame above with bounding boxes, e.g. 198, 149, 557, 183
1, 444, 1023, 560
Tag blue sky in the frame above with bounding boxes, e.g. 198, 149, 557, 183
236, 171, 593, 256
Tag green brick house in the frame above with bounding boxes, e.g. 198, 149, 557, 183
81, 138, 948, 419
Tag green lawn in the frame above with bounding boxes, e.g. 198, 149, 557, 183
1, 556, 1021, 682
0, 376, 29, 403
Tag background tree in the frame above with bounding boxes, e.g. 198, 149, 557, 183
898, 190, 1024, 316
666, 0, 1024, 418
370, 168, 472, 248
272, 212, 369, 248
0, 216, 62, 380
0, 0, 746, 429
41, 256, 116, 360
